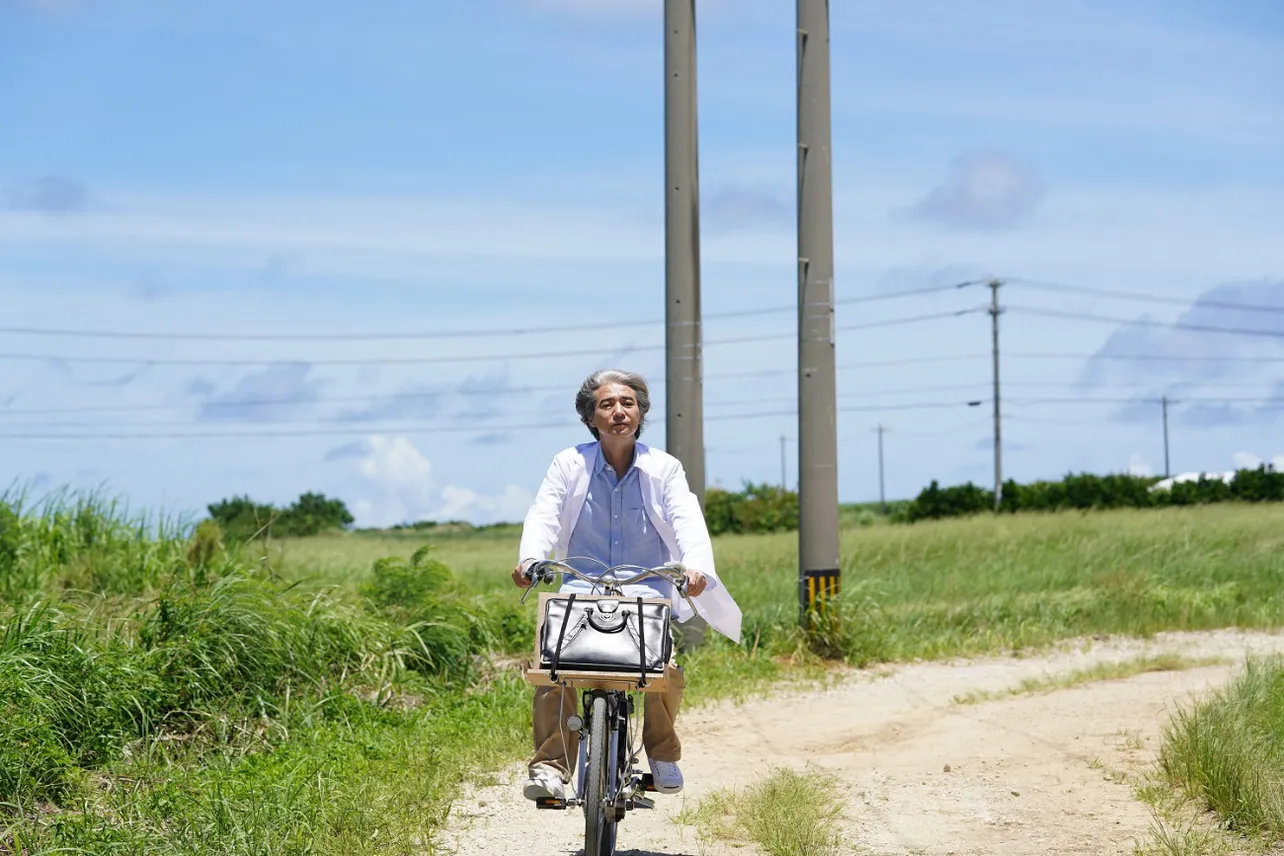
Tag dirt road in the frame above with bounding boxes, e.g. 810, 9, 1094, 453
436, 629, 1284, 855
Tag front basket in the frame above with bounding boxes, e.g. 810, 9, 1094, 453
521, 592, 674, 692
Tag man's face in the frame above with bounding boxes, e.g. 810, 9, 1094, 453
592, 382, 641, 439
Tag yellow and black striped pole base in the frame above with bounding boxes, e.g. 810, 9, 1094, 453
799, 568, 841, 622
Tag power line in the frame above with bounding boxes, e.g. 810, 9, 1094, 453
1008, 277, 1284, 316
1006, 305, 1284, 339
0, 353, 997, 416
1008, 395, 1284, 405
0, 282, 980, 343
6, 370, 1274, 420
0, 309, 984, 368
0, 399, 985, 440
1011, 351, 1284, 364
0, 379, 1002, 419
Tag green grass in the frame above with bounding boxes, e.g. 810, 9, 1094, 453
675, 765, 846, 856
952, 653, 1227, 706
283, 503, 1284, 659
1154, 654, 1284, 843
4, 489, 1284, 853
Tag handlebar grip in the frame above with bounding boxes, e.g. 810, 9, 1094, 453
524, 561, 556, 585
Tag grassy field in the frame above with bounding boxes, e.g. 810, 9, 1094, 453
2, 492, 1283, 853
281, 501, 1284, 667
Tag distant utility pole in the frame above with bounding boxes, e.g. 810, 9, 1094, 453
780, 434, 787, 489
797, 0, 840, 619
989, 278, 1004, 512
877, 424, 886, 514
1162, 395, 1171, 478
664, 0, 705, 508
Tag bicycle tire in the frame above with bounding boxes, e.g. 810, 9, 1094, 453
584, 694, 617, 856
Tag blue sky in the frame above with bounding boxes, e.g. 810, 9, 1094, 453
2, 0, 1283, 527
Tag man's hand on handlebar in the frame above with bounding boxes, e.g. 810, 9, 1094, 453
683, 568, 707, 597
512, 560, 534, 588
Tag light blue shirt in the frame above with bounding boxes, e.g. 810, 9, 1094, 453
562, 446, 674, 603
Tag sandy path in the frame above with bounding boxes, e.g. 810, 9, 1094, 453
436, 629, 1284, 855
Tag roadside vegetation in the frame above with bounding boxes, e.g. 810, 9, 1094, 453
3, 483, 1283, 852
675, 766, 845, 856
1129, 654, 1284, 855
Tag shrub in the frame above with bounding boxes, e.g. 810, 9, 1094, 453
904, 465, 1284, 522
207, 492, 355, 542
705, 482, 799, 535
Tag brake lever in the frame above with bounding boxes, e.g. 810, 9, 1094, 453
519, 562, 542, 605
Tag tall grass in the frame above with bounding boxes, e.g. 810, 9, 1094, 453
1155, 654, 1284, 841
0, 490, 531, 853
0, 485, 201, 600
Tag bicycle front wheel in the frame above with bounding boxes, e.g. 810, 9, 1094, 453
584, 694, 617, 856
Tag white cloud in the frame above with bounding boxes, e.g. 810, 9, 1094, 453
1127, 453, 1151, 477
341, 434, 532, 527
908, 151, 1045, 231
1, 179, 1281, 287
435, 484, 535, 524
1232, 452, 1284, 472
1232, 451, 1262, 470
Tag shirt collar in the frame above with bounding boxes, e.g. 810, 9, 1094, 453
594, 442, 639, 475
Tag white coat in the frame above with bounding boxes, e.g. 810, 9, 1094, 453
518, 440, 743, 644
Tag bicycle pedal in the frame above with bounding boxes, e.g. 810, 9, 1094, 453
640, 773, 658, 792
631, 797, 655, 810
533, 797, 567, 810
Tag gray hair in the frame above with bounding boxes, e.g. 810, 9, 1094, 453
575, 369, 651, 439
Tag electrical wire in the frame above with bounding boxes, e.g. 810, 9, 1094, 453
1010, 351, 1284, 363
1006, 305, 1284, 339
0, 399, 985, 440
0, 282, 980, 342
0, 309, 985, 368
1007, 277, 1284, 315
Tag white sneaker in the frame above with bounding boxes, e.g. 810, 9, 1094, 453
649, 759, 683, 794
522, 766, 566, 801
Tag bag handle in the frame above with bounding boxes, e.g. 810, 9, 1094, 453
549, 593, 576, 683
635, 596, 647, 688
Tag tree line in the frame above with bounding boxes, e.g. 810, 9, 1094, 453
205, 465, 1284, 541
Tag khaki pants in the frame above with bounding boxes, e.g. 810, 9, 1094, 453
529, 664, 686, 781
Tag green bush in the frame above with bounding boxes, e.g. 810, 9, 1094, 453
705, 482, 799, 535
359, 546, 531, 677
904, 465, 1284, 522
207, 491, 355, 542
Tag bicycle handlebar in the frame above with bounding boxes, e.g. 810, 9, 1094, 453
519, 556, 698, 613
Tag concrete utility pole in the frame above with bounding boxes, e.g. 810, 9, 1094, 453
1162, 395, 1171, 478
877, 424, 886, 514
780, 434, 787, 489
797, 0, 840, 618
989, 278, 1003, 511
664, 0, 705, 507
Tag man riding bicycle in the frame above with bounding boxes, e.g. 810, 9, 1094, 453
512, 368, 742, 803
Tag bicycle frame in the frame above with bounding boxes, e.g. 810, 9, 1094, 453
520, 557, 696, 855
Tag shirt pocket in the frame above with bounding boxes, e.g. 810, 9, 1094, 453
624, 491, 651, 533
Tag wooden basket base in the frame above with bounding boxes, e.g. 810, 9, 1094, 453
522, 660, 677, 693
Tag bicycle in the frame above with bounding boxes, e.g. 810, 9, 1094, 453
519, 556, 697, 856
